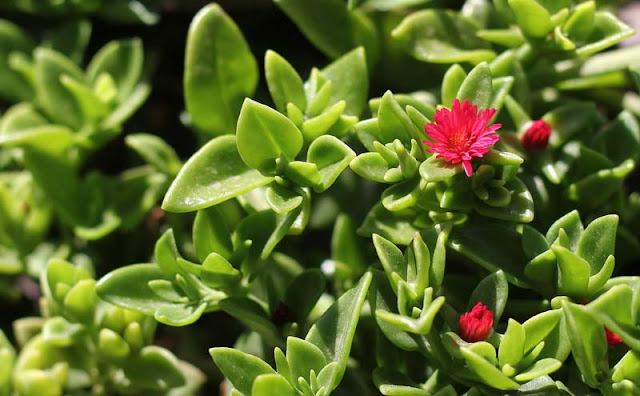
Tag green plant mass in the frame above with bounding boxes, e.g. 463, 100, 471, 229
2, 0, 640, 395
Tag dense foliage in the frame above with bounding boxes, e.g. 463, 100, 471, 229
1, 0, 640, 395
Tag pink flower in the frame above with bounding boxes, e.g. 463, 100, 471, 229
459, 302, 494, 342
605, 327, 623, 345
521, 120, 551, 152
423, 99, 501, 177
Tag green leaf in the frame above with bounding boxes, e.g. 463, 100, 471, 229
307, 135, 356, 192
378, 91, 416, 145
419, 155, 463, 182
200, 253, 241, 288
442, 64, 467, 107
87, 38, 143, 103
460, 348, 520, 390
274, 0, 377, 62
552, 245, 590, 299
592, 111, 640, 166
44, 20, 92, 65
561, 301, 607, 387
0, 126, 81, 224
587, 285, 640, 350
522, 226, 549, 260
63, 279, 96, 322
302, 101, 346, 142
392, 10, 495, 64
320, 47, 368, 117
457, 62, 492, 109
514, 358, 562, 382
369, 271, 419, 351
42, 317, 83, 347
34, 48, 84, 129
193, 206, 234, 262
499, 319, 525, 368
0, 103, 46, 133
545, 210, 583, 250
567, 160, 635, 212
155, 302, 207, 326
490, 76, 514, 115
233, 209, 300, 264
449, 224, 530, 288
350, 152, 389, 183
162, 135, 273, 213
306, 272, 372, 391
522, 310, 562, 353
265, 50, 307, 113
210, 347, 275, 395
0, 19, 35, 103
184, 4, 258, 135
59, 75, 110, 126
283, 161, 321, 188
359, 203, 421, 245
219, 297, 282, 348
563, 1, 595, 42
376, 288, 444, 335
576, 215, 618, 274
468, 270, 508, 323
266, 184, 303, 214
286, 337, 327, 383
125, 134, 182, 176
373, 234, 407, 290
236, 99, 303, 172
252, 373, 297, 396
575, 12, 634, 57
96, 263, 176, 315
123, 346, 186, 390
101, 82, 150, 130
332, 214, 366, 275
154, 229, 183, 277
508, 0, 552, 38
285, 269, 326, 323
545, 102, 597, 148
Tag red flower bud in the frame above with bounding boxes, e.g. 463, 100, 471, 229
459, 302, 494, 342
521, 120, 551, 152
605, 327, 623, 345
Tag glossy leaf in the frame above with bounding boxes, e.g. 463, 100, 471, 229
162, 135, 273, 213
457, 62, 492, 109
306, 272, 372, 391
236, 99, 303, 172
508, 0, 552, 38
320, 47, 368, 117
34, 48, 84, 129
307, 135, 356, 192
87, 38, 143, 103
252, 373, 297, 396
468, 270, 508, 323
576, 215, 618, 274
393, 10, 495, 64
265, 50, 307, 113
562, 301, 607, 387
184, 4, 258, 135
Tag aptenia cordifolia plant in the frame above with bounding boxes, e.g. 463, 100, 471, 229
1, 0, 640, 395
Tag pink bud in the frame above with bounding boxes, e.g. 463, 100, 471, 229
521, 120, 551, 152
459, 302, 494, 342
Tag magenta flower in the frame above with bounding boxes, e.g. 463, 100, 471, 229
459, 302, 494, 342
521, 119, 551, 152
423, 99, 501, 177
